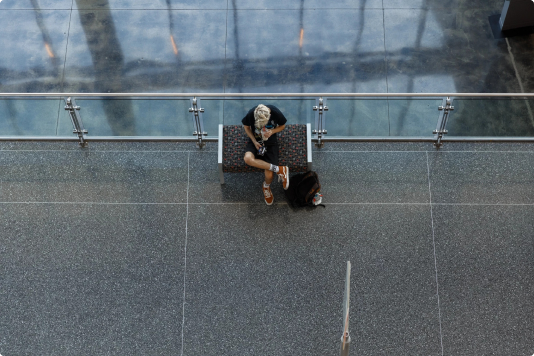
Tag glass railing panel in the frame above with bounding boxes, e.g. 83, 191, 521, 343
0, 98, 68, 136
4, 95, 534, 141
386, 98, 443, 136
327, 98, 442, 136
447, 98, 534, 136
326, 98, 389, 136
201, 99, 224, 137
62, 98, 194, 136
221, 99, 315, 126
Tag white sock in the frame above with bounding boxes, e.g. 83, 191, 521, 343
269, 164, 279, 173
263, 181, 270, 188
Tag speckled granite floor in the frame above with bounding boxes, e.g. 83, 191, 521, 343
0, 141, 533, 356
2, 0, 534, 354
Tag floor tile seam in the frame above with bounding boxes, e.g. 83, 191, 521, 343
0, 202, 189, 205
55, 0, 74, 134
383, 7, 497, 10
2, 6, 464, 11
18, 148, 534, 155
181, 152, 190, 356
429, 150, 534, 154
505, 38, 534, 127
426, 152, 444, 356
0, 202, 430, 205
71, 8, 230, 11
0, 9, 74, 11
59, 0, 74, 92
5, 148, 533, 154
382, 5, 389, 100
0, 6, 482, 11
222, 0, 228, 95
4, 7, 465, 10
314, 150, 429, 153
220, 8, 387, 10
182, 202, 534, 206
314, 150, 534, 154
383, 7, 457, 9
3, 202, 534, 206
432, 203, 534, 206
0, 150, 204, 153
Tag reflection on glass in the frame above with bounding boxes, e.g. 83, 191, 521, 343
0, 99, 66, 136
66, 99, 194, 136
447, 99, 534, 137
199, 99, 223, 136
4, 97, 534, 139
328, 98, 440, 136
222, 99, 314, 126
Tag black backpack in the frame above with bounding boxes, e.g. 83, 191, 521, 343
285, 171, 325, 208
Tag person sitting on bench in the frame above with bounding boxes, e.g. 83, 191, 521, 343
242, 104, 290, 205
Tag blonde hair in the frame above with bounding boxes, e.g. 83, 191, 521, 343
254, 104, 270, 129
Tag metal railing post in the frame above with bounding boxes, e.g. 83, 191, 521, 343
313, 97, 328, 148
189, 97, 207, 148
64, 97, 88, 147
433, 97, 454, 149
340, 261, 351, 356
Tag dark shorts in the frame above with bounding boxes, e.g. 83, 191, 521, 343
245, 140, 279, 166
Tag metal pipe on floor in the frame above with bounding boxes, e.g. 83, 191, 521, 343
340, 333, 351, 356
340, 261, 351, 356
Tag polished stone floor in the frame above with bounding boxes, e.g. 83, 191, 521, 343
0, 0, 532, 95
0, 141, 533, 355
2, 0, 534, 137
1, 0, 534, 355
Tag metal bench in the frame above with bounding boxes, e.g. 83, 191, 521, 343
218, 123, 312, 184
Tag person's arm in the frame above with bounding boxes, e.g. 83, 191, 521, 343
244, 125, 261, 150
262, 124, 285, 139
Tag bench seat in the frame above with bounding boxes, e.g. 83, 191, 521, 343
218, 123, 312, 184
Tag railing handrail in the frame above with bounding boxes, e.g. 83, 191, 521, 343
1, 93, 534, 98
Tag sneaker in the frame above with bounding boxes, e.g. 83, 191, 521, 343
263, 183, 274, 205
277, 166, 289, 190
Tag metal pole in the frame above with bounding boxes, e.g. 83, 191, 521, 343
340, 333, 351, 356
340, 261, 351, 356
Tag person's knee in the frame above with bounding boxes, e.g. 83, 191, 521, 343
244, 153, 254, 165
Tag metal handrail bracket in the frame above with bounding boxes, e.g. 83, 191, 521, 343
64, 97, 88, 147
189, 97, 207, 148
433, 97, 454, 149
313, 97, 328, 148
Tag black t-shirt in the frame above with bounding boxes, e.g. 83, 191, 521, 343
241, 105, 287, 146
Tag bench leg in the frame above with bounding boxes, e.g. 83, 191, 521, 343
219, 163, 225, 184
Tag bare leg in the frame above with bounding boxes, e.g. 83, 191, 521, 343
244, 152, 275, 184
244, 152, 271, 170
264, 170, 274, 184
